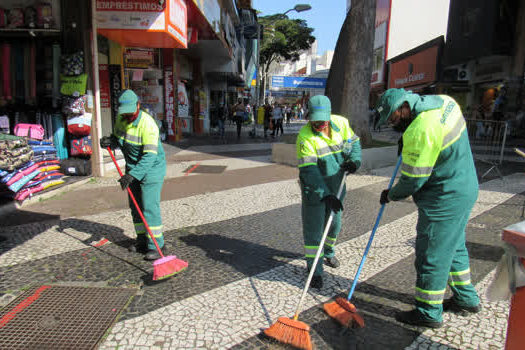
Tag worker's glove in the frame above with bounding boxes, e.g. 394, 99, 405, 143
322, 195, 343, 212
118, 174, 135, 190
397, 137, 403, 156
100, 135, 117, 150
380, 189, 390, 205
341, 161, 358, 174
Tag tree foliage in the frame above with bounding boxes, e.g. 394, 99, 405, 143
258, 15, 315, 75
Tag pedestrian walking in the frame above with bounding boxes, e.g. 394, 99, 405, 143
232, 98, 245, 139
263, 101, 272, 138
99, 89, 167, 261
296, 95, 362, 288
376, 88, 481, 328
271, 103, 284, 137
217, 101, 227, 140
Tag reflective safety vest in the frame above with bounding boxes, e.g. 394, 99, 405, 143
296, 114, 360, 202
390, 95, 478, 216
401, 95, 466, 178
113, 110, 166, 182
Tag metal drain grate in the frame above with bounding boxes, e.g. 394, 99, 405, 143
0, 285, 135, 350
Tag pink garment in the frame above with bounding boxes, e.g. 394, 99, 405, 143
6, 163, 39, 186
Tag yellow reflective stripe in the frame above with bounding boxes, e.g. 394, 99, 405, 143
143, 144, 158, 154
317, 142, 344, 156
114, 129, 143, 145
442, 117, 466, 150
449, 269, 471, 285
305, 245, 322, 258
324, 236, 336, 248
134, 223, 145, 234
415, 287, 445, 304
149, 225, 163, 238
400, 162, 433, 177
298, 156, 317, 166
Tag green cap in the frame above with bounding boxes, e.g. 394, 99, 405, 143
308, 95, 331, 121
118, 90, 139, 115
375, 88, 408, 127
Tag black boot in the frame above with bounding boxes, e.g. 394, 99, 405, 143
144, 246, 169, 261
310, 275, 323, 289
128, 235, 147, 254
395, 310, 443, 328
443, 298, 481, 315
324, 256, 340, 268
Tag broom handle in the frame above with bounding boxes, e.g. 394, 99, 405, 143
345, 155, 402, 302
107, 147, 165, 258
293, 172, 347, 320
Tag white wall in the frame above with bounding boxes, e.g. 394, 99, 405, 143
387, 0, 450, 59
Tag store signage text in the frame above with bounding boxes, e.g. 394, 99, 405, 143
97, 1, 164, 11
395, 73, 425, 86
164, 68, 175, 137
271, 76, 327, 89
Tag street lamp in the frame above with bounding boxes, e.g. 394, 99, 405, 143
256, 4, 312, 106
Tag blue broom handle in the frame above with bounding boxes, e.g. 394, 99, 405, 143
346, 155, 402, 302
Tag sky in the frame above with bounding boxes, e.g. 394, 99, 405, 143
251, 0, 347, 56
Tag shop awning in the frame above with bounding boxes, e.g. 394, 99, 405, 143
96, 0, 188, 48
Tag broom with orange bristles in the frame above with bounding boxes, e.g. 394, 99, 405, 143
264, 173, 347, 350
323, 156, 402, 328
107, 147, 188, 280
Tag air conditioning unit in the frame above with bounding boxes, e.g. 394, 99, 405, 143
457, 67, 471, 81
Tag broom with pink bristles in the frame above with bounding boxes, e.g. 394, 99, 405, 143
107, 147, 188, 280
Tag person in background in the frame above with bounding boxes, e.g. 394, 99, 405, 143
376, 88, 481, 329
99, 90, 167, 261
296, 95, 362, 288
217, 101, 227, 139
271, 103, 284, 137
232, 98, 245, 140
263, 101, 273, 138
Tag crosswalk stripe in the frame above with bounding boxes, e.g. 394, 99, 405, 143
99, 174, 524, 349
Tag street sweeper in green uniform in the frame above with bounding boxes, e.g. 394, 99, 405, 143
296, 95, 362, 289
376, 88, 481, 328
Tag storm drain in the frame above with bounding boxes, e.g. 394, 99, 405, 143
0, 285, 136, 349
185, 164, 227, 174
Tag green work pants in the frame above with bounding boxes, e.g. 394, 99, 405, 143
415, 207, 480, 322
128, 179, 164, 250
302, 190, 345, 276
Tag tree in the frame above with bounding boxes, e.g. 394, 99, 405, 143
325, 0, 376, 145
258, 15, 315, 102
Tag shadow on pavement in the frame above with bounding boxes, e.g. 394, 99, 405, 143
180, 233, 301, 276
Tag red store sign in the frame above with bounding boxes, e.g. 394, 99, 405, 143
96, 0, 187, 48
388, 45, 439, 89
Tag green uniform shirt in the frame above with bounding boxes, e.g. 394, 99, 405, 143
389, 95, 478, 218
296, 114, 361, 203
113, 110, 166, 182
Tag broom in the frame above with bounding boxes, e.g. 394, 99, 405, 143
323, 156, 402, 328
107, 147, 188, 280
264, 173, 347, 350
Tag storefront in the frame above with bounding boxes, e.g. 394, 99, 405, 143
387, 36, 443, 95
0, 0, 99, 202
95, 0, 188, 143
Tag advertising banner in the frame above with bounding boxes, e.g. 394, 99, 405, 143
96, 0, 187, 48
388, 45, 439, 89
271, 76, 326, 89
163, 50, 176, 141
98, 64, 111, 109
108, 65, 122, 125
